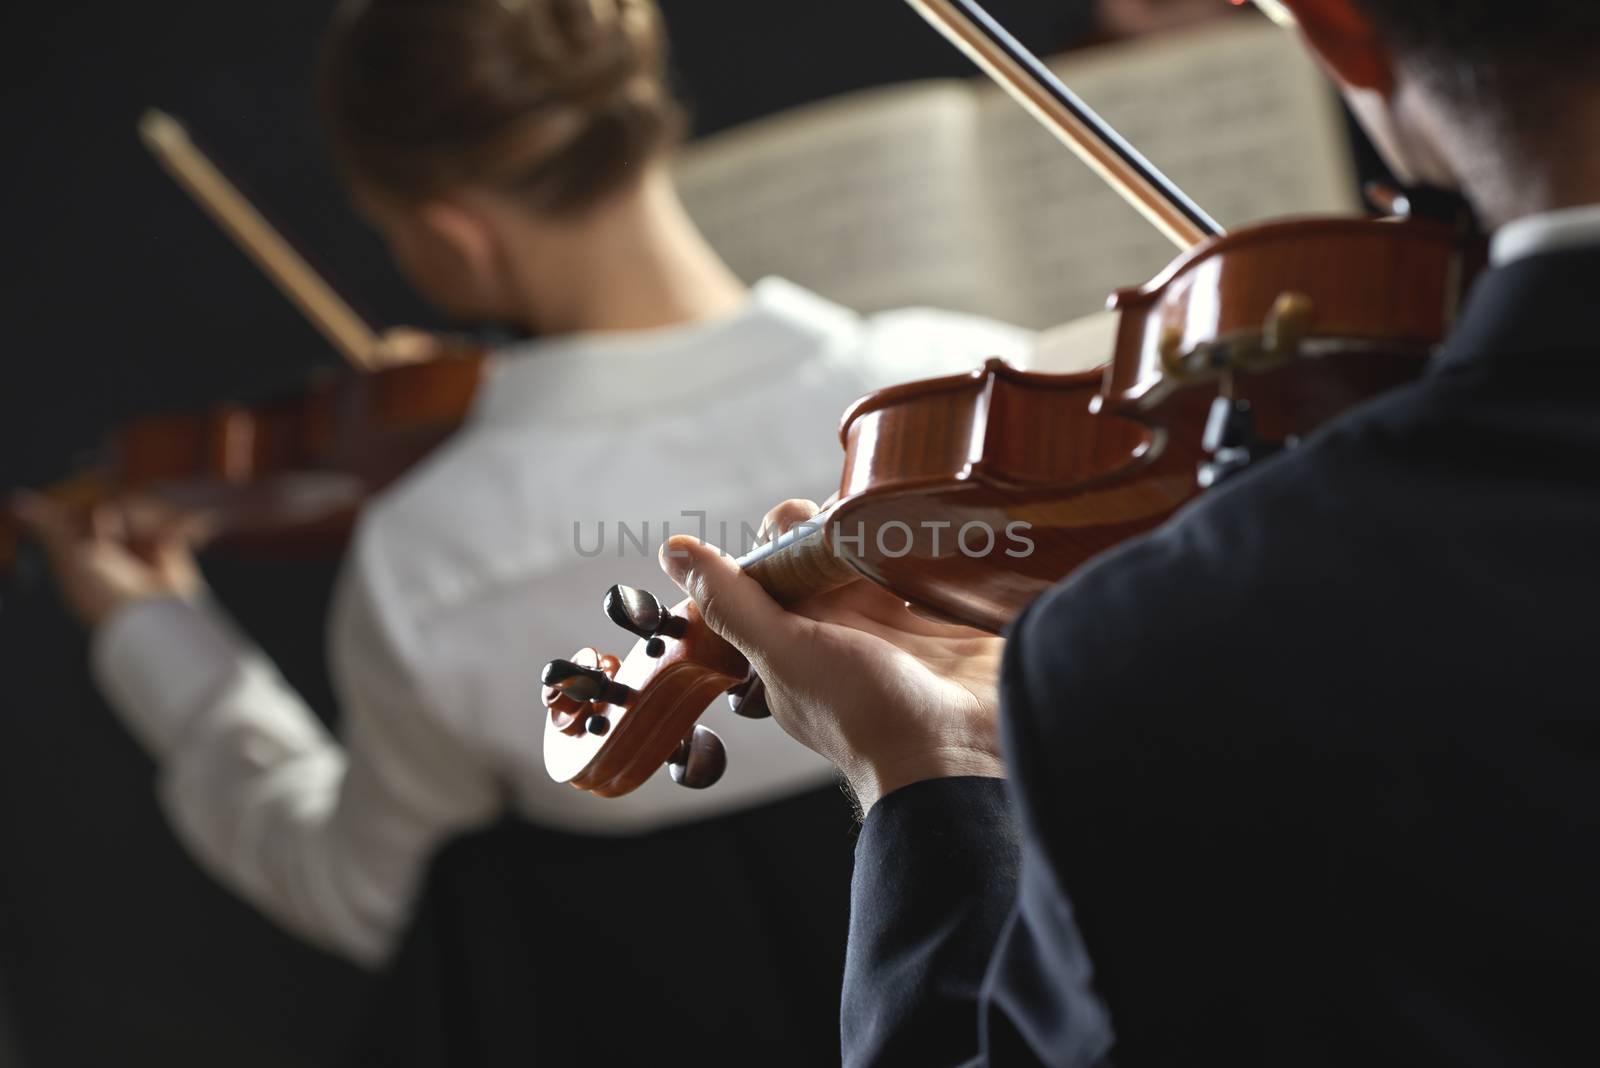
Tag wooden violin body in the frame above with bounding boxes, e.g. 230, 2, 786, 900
542, 214, 1485, 796
823, 215, 1474, 630
1, 355, 485, 571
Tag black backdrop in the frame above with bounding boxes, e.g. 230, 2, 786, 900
0, 2, 1088, 1065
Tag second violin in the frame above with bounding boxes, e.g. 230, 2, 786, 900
0, 111, 489, 574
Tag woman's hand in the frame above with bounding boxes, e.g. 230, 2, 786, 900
10, 492, 204, 629
368, 327, 484, 368
369, 326, 449, 367
660, 500, 1006, 814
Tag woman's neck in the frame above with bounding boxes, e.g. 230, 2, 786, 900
503, 167, 748, 336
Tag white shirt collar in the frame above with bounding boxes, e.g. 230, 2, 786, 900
469, 277, 864, 428
1490, 203, 1600, 267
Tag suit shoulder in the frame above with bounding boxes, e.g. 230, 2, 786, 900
1008, 394, 1425, 728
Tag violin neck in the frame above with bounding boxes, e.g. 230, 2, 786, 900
735, 510, 861, 606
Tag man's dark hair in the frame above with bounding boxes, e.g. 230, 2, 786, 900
1353, 0, 1600, 93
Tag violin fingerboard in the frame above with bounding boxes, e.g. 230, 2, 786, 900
740, 524, 859, 606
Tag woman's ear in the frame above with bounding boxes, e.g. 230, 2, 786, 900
378, 195, 515, 320
415, 198, 500, 286
1278, 0, 1396, 96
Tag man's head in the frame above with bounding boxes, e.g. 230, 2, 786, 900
1279, 0, 1600, 225
1346, 0, 1600, 90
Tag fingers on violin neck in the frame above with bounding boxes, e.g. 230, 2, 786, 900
758, 499, 823, 544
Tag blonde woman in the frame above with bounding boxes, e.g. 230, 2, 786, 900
17, 0, 1031, 968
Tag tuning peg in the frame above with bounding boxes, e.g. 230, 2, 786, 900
725, 672, 771, 719
604, 585, 688, 656
542, 658, 635, 707
667, 725, 727, 789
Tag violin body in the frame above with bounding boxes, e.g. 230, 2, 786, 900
1, 355, 485, 571
542, 214, 1485, 795
791, 215, 1477, 632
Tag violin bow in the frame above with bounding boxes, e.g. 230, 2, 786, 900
137, 109, 383, 371
903, 0, 1226, 250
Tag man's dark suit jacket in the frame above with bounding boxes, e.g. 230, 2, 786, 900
844, 246, 1600, 1066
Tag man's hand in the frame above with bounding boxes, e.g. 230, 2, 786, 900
660, 500, 1005, 814
10, 491, 204, 629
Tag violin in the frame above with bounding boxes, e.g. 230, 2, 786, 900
539, 0, 1486, 797
0, 111, 487, 573
0, 356, 484, 572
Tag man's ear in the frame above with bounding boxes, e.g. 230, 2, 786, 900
1279, 0, 1396, 96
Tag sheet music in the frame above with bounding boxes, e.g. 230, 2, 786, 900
676, 17, 1356, 330
974, 19, 1358, 323
676, 84, 1005, 318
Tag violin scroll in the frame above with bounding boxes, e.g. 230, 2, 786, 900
543, 586, 751, 797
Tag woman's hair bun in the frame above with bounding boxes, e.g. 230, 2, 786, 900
503, 0, 664, 111
320, 0, 684, 212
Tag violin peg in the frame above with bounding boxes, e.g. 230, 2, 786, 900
667, 725, 727, 789
542, 658, 635, 707
725, 673, 771, 719
604, 585, 687, 643
1264, 291, 1315, 358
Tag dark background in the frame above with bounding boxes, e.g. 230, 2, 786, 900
0, 2, 1089, 1065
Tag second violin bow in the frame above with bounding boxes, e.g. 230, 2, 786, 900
138, 109, 382, 370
